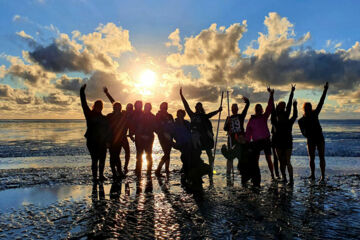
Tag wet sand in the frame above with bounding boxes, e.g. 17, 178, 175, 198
0, 163, 360, 239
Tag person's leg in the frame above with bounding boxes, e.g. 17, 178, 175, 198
285, 149, 293, 185
145, 136, 154, 174
87, 141, 98, 182
264, 140, 275, 179
164, 144, 172, 173
272, 146, 280, 178
109, 146, 117, 178
317, 140, 326, 181
98, 146, 107, 181
155, 137, 167, 174
206, 148, 214, 170
115, 145, 123, 177
135, 138, 144, 176
122, 138, 130, 174
276, 148, 287, 181
307, 139, 316, 180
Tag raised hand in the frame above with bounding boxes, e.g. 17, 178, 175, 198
218, 106, 223, 112
103, 87, 108, 93
324, 82, 329, 90
80, 84, 87, 91
293, 99, 297, 107
267, 85, 271, 93
179, 87, 183, 96
242, 96, 249, 103
291, 84, 296, 92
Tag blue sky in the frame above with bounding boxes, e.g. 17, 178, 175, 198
1, 0, 360, 118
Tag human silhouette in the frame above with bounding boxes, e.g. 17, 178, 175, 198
223, 97, 250, 175
171, 109, 192, 179
130, 102, 157, 176
179, 87, 222, 173
271, 84, 297, 186
80, 84, 109, 182
155, 102, 174, 176
298, 82, 329, 182
245, 87, 275, 180
103, 87, 129, 180
123, 103, 134, 174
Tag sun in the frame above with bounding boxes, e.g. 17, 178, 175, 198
136, 69, 157, 96
139, 69, 157, 87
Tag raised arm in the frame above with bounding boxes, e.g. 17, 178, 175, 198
80, 84, 90, 117
103, 87, 115, 104
286, 84, 295, 117
290, 100, 298, 123
315, 82, 329, 115
180, 88, 194, 118
264, 87, 274, 119
241, 97, 250, 117
206, 106, 222, 118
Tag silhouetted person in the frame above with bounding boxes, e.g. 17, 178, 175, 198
155, 102, 174, 176
271, 84, 297, 186
130, 102, 157, 176
179, 87, 222, 172
123, 103, 134, 174
171, 109, 192, 177
223, 97, 250, 174
298, 82, 329, 182
80, 84, 109, 182
245, 87, 275, 180
103, 87, 129, 180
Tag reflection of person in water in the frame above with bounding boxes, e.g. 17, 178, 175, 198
131, 102, 157, 176
103, 87, 129, 180
155, 102, 174, 176
245, 87, 275, 180
271, 84, 297, 186
80, 84, 109, 182
180, 87, 222, 173
298, 82, 329, 182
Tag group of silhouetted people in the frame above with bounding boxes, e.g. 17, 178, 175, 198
80, 82, 329, 190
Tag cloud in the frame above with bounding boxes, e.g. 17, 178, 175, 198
43, 92, 76, 106
16, 30, 38, 48
5, 56, 56, 86
231, 85, 287, 103
171, 83, 220, 103
166, 28, 182, 51
28, 23, 133, 74
167, 22, 247, 85
55, 75, 86, 95
0, 84, 41, 105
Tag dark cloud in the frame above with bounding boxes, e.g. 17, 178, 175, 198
55, 75, 86, 95
230, 49, 360, 94
29, 42, 93, 73
43, 93, 75, 106
172, 83, 220, 103
231, 85, 288, 103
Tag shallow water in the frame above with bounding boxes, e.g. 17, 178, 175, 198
0, 169, 359, 239
1, 119, 360, 239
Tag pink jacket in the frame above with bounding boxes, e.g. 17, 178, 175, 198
245, 95, 274, 142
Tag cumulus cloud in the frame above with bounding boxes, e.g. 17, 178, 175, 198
28, 23, 133, 74
55, 75, 86, 95
166, 28, 182, 51
5, 56, 56, 86
43, 92, 76, 106
16, 30, 38, 48
229, 12, 360, 95
167, 22, 247, 85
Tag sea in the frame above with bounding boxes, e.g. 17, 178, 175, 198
0, 119, 359, 239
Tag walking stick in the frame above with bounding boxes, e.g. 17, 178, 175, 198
213, 91, 224, 170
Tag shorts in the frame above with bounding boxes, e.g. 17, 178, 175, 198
253, 138, 272, 155
307, 135, 325, 146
